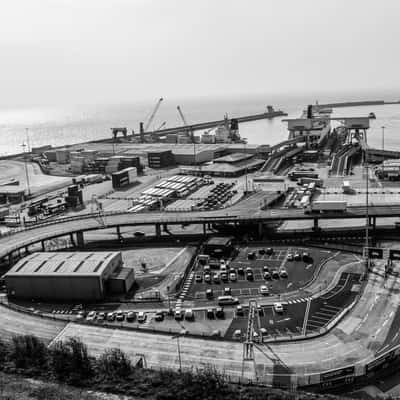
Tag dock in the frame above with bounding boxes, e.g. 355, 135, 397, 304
140, 109, 288, 137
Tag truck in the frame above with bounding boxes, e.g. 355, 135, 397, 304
305, 200, 347, 214
298, 177, 323, 187
289, 170, 319, 181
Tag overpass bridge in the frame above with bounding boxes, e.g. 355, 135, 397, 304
1, 204, 400, 264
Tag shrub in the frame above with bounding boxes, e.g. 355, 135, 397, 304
97, 348, 132, 379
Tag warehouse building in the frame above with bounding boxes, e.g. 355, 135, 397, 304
3, 251, 134, 301
172, 148, 214, 165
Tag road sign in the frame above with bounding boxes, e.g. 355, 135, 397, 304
389, 249, 400, 261
367, 247, 384, 259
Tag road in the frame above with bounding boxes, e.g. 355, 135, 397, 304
0, 256, 399, 384
2, 199, 400, 259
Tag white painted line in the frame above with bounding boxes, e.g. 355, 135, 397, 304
48, 322, 71, 348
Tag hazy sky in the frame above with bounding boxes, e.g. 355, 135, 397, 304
0, 0, 399, 106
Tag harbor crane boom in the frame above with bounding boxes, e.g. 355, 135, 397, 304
177, 105, 195, 143
144, 97, 163, 132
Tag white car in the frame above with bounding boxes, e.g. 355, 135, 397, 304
86, 311, 96, 321
274, 302, 284, 313
279, 269, 288, 278
259, 285, 269, 295
229, 272, 237, 281
137, 311, 146, 322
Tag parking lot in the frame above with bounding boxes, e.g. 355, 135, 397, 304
189, 245, 331, 303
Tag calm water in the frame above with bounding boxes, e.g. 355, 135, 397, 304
0, 92, 399, 156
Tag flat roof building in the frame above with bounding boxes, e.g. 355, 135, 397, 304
3, 251, 132, 301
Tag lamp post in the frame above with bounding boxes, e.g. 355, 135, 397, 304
364, 145, 369, 272
21, 143, 31, 197
171, 328, 187, 373
381, 126, 385, 153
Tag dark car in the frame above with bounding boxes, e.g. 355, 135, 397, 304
155, 311, 164, 321
216, 307, 224, 318
246, 271, 254, 280
258, 249, 266, 255
237, 267, 244, 275
206, 308, 215, 319
266, 247, 274, 255
206, 288, 213, 299
272, 270, 280, 279
247, 252, 256, 260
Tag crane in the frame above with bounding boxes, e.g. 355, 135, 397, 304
144, 98, 163, 132
177, 105, 195, 143
155, 121, 167, 131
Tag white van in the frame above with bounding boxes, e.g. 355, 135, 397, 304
217, 295, 239, 306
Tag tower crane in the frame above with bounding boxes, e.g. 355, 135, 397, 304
177, 105, 195, 143
144, 97, 163, 132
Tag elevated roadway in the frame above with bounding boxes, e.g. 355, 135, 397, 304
1, 203, 400, 260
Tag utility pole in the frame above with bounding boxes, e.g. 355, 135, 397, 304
21, 143, 31, 197
25, 128, 31, 153
382, 126, 385, 153
364, 145, 369, 272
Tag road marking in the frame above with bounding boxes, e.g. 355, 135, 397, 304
48, 322, 71, 348
302, 299, 311, 335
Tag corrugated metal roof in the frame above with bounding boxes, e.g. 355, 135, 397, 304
5, 252, 120, 277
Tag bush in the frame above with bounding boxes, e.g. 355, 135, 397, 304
96, 348, 132, 379
11, 335, 48, 370
50, 337, 93, 384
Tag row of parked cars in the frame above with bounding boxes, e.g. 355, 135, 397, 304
75, 310, 165, 324
194, 182, 237, 211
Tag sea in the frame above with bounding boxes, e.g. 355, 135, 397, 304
0, 91, 399, 156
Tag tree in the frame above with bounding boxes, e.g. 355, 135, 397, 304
97, 348, 132, 379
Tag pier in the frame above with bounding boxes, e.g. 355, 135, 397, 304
136, 109, 288, 138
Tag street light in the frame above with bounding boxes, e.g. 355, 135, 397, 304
381, 126, 385, 153
21, 142, 31, 197
171, 328, 187, 373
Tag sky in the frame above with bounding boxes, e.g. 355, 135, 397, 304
0, 0, 399, 106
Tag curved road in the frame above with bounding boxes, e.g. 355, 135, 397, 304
2, 202, 400, 259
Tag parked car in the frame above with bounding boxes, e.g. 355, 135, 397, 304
247, 252, 256, 260
204, 274, 211, 283
294, 253, 301, 261
287, 253, 294, 261
224, 287, 231, 295
221, 272, 228, 282
206, 288, 213, 299
206, 308, 215, 319
257, 305, 264, 315
116, 311, 125, 321
258, 249, 265, 255
216, 307, 225, 318
236, 305, 244, 316
272, 270, 280, 279
213, 273, 220, 283
302, 252, 311, 262
233, 329, 242, 339
266, 247, 274, 255
107, 312, 115, 322
195, 274, 203, 283
238, 267, 244, 275
246, 271, 254, 280
229, 272, 237, 281
86, 311, 96, 321
155, 311, 164, 321
279, 269, 288, 278
184, 309, 194, 320
274, 302, 284, 313
174, 310, 183, 320
97, 312, 106, 321
263, 265, 270, 272
263, 271, 271, 280
126, 311, 136, 322
137, 311, 147, 322
259, 285, 269, 295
